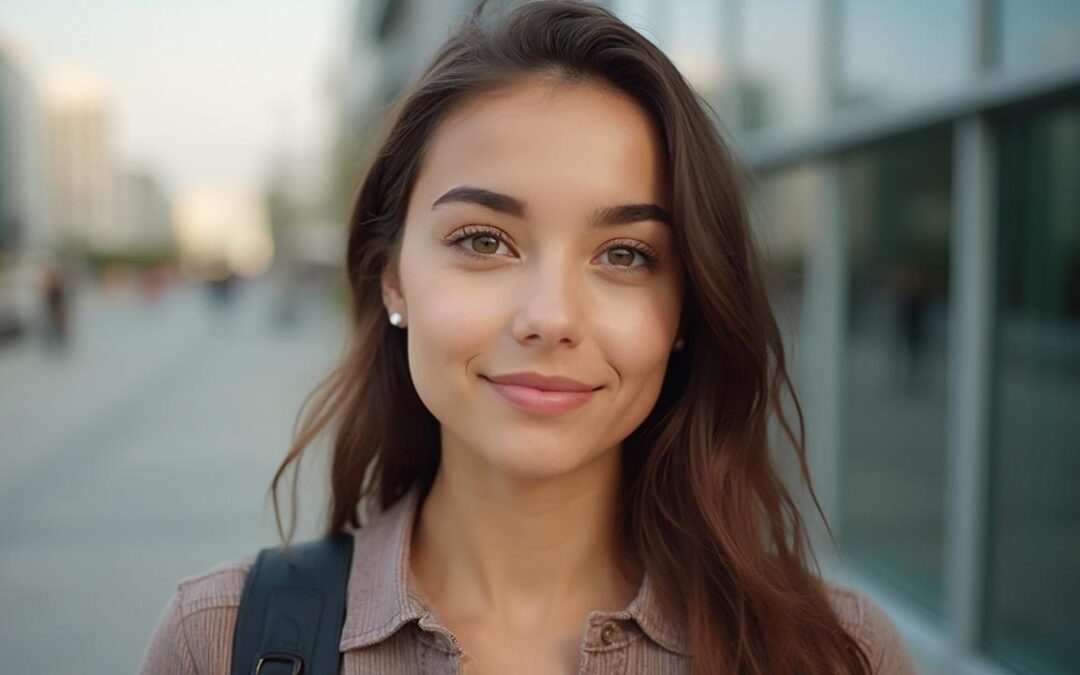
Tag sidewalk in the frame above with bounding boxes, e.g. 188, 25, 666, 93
0, 275, 347, 673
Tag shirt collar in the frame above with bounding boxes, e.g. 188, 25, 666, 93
338, 483, 691, 656
338, 484, 429, 652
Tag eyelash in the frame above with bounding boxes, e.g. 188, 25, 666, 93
442, 224, 660, 276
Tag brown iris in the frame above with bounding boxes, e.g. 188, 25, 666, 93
472, 235, 499, 255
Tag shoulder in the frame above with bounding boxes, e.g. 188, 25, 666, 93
822, 580, 921, 675
174, 556, 254, 615
137, 556, 254, 675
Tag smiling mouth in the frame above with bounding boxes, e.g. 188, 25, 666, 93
479, 375, 601, 416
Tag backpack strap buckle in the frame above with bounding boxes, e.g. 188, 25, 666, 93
254, 651, 303, 675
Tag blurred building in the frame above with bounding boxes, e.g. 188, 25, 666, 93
114, 167, 174, 253
0, 41, 49, 254
172, 186, 273, 280
0, 39, 50, 339
43, 71, 115, 254
339, 2, 1079, 674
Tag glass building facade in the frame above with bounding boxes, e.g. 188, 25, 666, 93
986, 97, 1080, 674
607, 1, 1080, 674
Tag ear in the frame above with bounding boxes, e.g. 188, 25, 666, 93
380, 254, 405, 313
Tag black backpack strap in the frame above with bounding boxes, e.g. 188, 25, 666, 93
230, 533, 354, 675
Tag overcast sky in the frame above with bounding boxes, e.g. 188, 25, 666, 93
1, 0, 349, 195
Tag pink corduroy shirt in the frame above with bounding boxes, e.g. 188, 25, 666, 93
139, 484, 920, 674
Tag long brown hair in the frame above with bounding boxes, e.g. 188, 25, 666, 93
269, 2, 871, 673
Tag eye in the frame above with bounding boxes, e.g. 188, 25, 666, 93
599, 241, 660, 274
443, 225, 661, 276
445, 225, 514, 259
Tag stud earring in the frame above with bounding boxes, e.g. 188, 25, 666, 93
673, 337, 685, 352
389, 311, 405, 327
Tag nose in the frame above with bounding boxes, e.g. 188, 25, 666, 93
510, 251, 588, 349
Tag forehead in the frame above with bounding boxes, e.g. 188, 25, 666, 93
413, 78, 668, 212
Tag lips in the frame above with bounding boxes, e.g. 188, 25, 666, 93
480, 372, 601, 416
482, 371, 600, 392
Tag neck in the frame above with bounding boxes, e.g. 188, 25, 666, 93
409, 435, 641, 631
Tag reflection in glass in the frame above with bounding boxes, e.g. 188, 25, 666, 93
753, 164, 820, 356
838, 128, 952, 617
986, 100, 1080, 674
996, 0, 1080, 73
665, 0, 725, 106
741, 0, 817, 133
838, 0, 971, 112
615, 0, 740, 129
752, 164, 822, 522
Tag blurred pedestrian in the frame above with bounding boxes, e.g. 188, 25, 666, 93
40, 262, 69, 351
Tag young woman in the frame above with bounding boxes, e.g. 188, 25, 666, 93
140, 2, 918, 673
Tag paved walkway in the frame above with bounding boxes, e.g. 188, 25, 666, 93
0, 275, 347, 673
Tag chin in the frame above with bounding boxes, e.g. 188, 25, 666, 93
478, 436, 597, 481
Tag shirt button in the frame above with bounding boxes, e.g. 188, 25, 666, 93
599, 621, 618, 646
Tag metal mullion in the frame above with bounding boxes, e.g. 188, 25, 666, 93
973, 0, 996, 74
802, 157, 847, 558
797, 0, 845, 561
944, 114, 996, 661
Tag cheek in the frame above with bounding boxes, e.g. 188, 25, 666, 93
399, 266, 506, 414
589, 286, 682, 436
598, 287, 681, 383
405, 270, 507, 360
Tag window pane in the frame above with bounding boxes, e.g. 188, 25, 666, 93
986, 99, 1080, 674
838, 128, 952, 617
838, 0, 972, 112
617, 0, 733, 126
741, 0, 818, 133
753, 164, 823, 523
665, 0, 725, 107
754, 164, 821, 351
996, 0, 1080, 74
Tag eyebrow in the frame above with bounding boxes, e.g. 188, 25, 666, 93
431, 186, 672, 227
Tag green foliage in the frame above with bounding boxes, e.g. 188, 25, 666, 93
83, 246, 178, 271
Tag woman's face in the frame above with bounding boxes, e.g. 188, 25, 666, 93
384, 78, 684, 481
